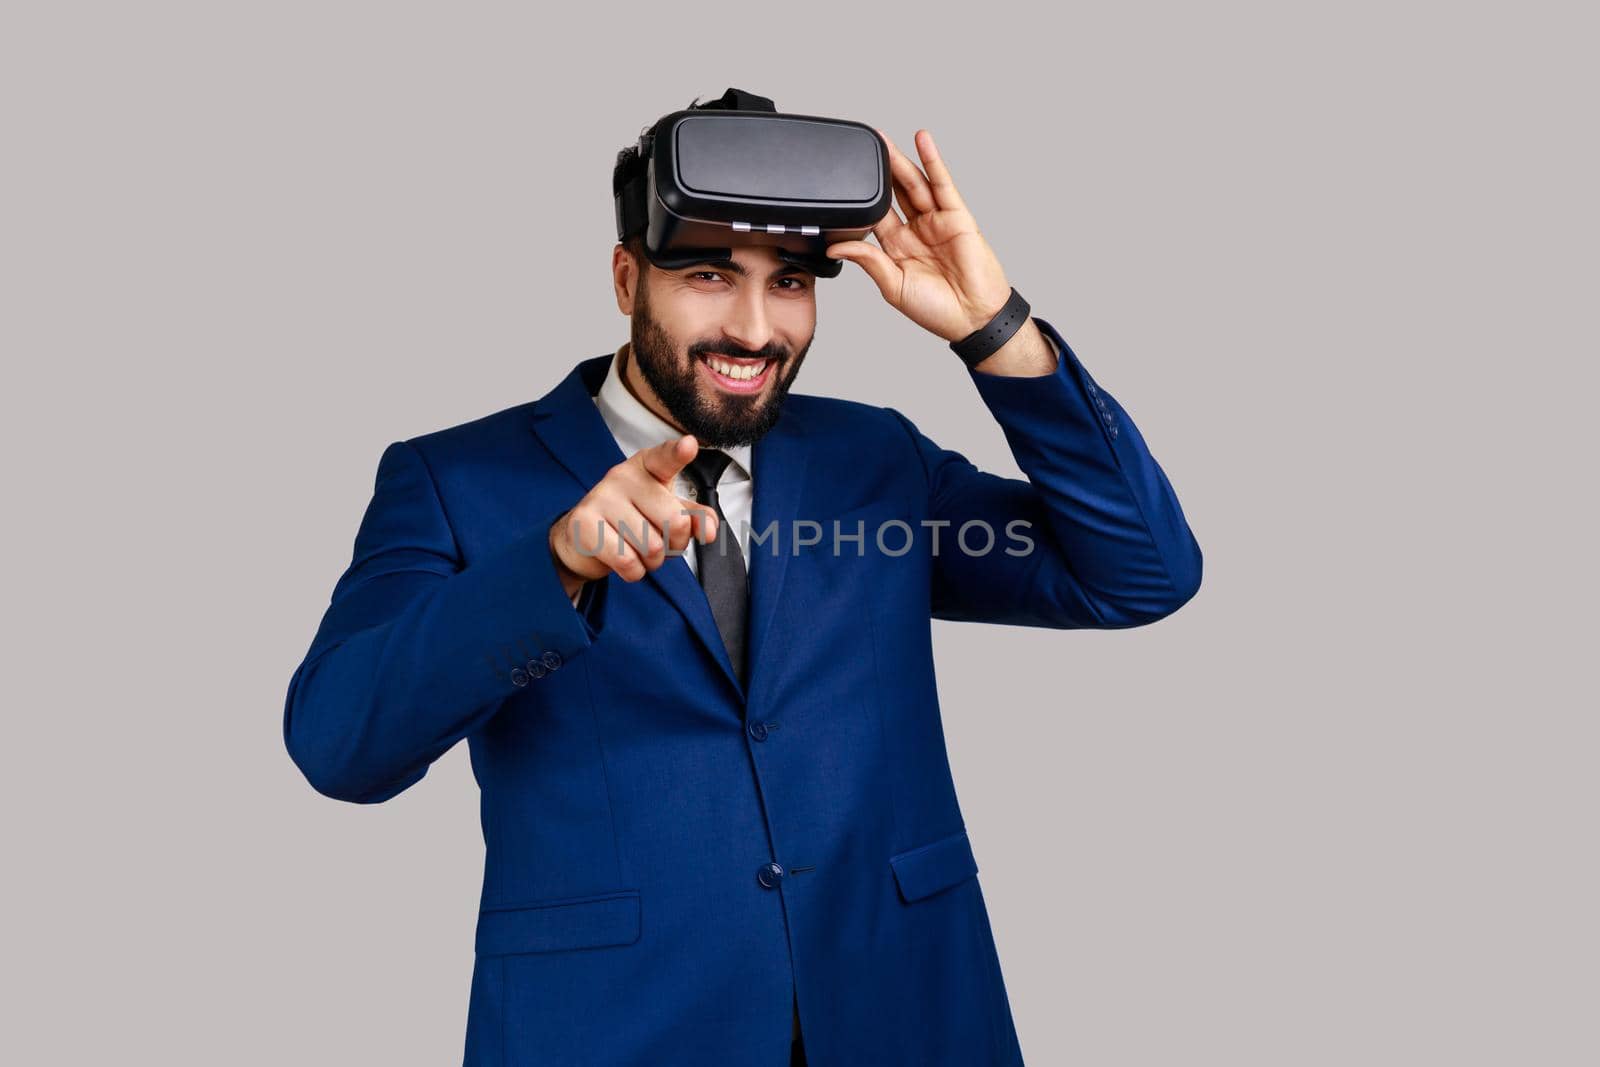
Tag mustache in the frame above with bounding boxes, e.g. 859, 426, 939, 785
689, 342, 786, 362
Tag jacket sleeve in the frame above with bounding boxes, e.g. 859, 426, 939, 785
283, 439, 609, 804
885, 315, 1202, 629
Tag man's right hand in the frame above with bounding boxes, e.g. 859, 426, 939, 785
548, 433, 719, 599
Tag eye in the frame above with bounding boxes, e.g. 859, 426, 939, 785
688, 271, 723, 283
775, 277, 809, 291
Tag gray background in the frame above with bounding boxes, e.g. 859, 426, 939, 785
4, 1, 1594, 1063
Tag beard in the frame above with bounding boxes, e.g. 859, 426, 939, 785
627, 276, 812, 449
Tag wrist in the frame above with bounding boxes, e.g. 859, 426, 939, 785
952, 289, 1015, 341
968, 317, 1057, 377
949, 286, 1031, 369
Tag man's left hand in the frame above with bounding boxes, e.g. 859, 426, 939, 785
825, 128, 1017, 344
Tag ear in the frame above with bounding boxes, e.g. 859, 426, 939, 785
612, 244, 641, 314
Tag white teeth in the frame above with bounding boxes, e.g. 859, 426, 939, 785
706, 355, 767, 381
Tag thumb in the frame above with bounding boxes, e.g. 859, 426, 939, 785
827, 241, 901, 303
639, 432, 698, 487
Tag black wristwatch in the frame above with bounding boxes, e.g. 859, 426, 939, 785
949, 287, 1030, 369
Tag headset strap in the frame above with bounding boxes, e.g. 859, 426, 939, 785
615, 170, 649, 241
700, 87, 776, 112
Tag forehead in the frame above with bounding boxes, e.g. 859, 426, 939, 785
728, 246, 785, 270
676, 245, 812, 279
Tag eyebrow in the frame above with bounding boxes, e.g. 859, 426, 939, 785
685, 257, 812, 280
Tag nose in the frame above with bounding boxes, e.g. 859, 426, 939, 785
720, 284, 775, 354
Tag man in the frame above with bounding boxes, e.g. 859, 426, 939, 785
284, 94, 1202, 1066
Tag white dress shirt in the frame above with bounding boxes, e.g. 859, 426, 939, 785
567, 342, 753, 603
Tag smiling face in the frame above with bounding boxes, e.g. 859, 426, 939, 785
611, 242, 817, 449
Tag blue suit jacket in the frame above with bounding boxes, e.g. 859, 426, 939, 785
284, 316, 1202, 1065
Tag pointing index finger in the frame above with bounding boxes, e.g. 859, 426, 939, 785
640, 433, 698, 487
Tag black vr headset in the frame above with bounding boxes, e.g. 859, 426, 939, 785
614, 88, 892, 280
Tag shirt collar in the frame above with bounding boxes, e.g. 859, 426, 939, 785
593, 342, 752, 482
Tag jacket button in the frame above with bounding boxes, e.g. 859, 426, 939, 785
541, 650, 562, 670
527, 660, 548, 680
509, 668, 529, 687
747, 721, 769, 742
757, 862, 784, 889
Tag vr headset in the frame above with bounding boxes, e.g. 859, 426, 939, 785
614, 87, 892, 279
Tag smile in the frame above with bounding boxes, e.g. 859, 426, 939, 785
697, 352, 775, 393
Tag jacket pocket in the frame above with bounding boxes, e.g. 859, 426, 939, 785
474, 888, 641, 957
889, 828, 979, 903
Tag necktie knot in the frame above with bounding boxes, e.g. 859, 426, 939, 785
684, 448, 735, 504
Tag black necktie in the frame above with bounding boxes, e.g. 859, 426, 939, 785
681, 449, 748, 688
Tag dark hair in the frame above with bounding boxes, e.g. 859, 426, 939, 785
613, 94, 730, 264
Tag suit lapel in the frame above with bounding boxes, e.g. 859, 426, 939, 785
744, 400, 811, 710
531, 353, 810, 704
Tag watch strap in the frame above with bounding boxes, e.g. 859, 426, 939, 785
950, 287, 1030, 368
